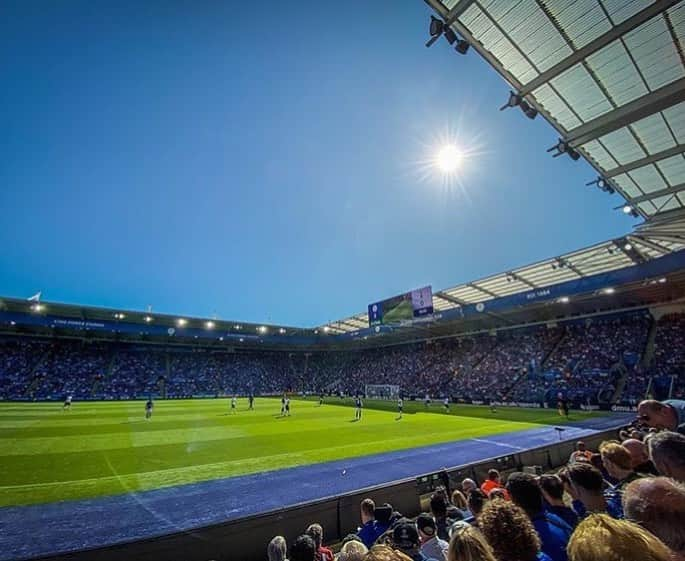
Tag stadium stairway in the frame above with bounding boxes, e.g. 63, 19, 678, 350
640, 315, 658, 369
541, 328, 567, 369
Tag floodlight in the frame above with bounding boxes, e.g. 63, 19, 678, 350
144, 316, 153, 323
624, 243, 633, 251
235, 324, 242, 330
443, 27, 457, 45
429, 16, 443, 37
519, 100, 538, 119
658, 277, 667, 284
206, 321, 215, 329
31, 304, 44, 312
177, 318, 187, 326
454, 39, 470, 54
279, 328, 286, 334
258, 326, 267, 334
500, 91, 522, 111
559, 296, 570, 303
603, 287, 615, 295
323, 326, 330, 333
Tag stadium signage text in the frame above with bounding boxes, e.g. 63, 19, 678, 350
52, 319, 106, 329
525, 289, 552, 301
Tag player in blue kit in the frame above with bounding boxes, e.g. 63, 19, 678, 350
62, 394, 72, 411
443, 396, 450, 413
248, 393, 254, 410
145, 398, 154, 420
354, 396, 363, 420
231, 396, 237, 414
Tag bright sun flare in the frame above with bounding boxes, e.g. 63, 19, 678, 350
436, 144, 463, 173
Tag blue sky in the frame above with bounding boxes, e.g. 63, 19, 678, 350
0, 1, 635, 327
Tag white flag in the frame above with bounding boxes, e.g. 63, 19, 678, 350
27, 291, 42, 302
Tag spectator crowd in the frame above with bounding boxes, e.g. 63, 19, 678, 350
0, 312, 682, 406
265, 397, 685, 561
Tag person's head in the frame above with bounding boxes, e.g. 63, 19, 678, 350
364, 544, 413, 561
506, 472, 543, 517
337, 539, 368, 561
375, 504, 393, 526
567, 513, 672, 561
467, 490, 487, 518
479, 500, 541, 561
430, 492, 448, 519
647, 431, 685, 482
267, 536, 287, 561
637, 400, 677, 431
621, 439, 649, 469
451, 489, 468, 510
361, 498, 376, 523
564, 463, 605, 504
305, 523, 323, 549
416, 513, 437, 542
462, 478, 477, 494
289, 534, 316, 561
577, 441, 587, 452
538, 474, 565, 505
391, 521, 421, 554
488, 488, 506, 501
623, 477, 685, 557
486, 469, 500, 483
447, 524, 497, 561
599, 441, 633, 479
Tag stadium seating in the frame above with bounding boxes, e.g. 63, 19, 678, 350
0, 311, 681, 405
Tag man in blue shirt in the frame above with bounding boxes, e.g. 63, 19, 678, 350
357, 498, 381, 548
638, 399, 685, 434
507, 472, 573, 561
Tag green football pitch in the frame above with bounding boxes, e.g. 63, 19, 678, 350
0, 398, 602, 508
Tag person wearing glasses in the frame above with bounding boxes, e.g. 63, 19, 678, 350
636, 399, 685, 434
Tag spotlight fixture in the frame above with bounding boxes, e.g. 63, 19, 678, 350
206, 321, 215, 329
454, 39, 470, 54
279, 328, 286, 334
429, 15, 443, 37
587, 177, 614, 194
558, 296, 570, 304
501, 91, 521, 110
144, 316, 153, 323
443, 26, 457, 45
624, 243, 633, 251
548, 139, 580, 161
323, 326, 330, 333
31, 304, 44, 312
177, 318, 187, 326
519, 100, 538, 119
622, 205, 639, 217
602, 287, 615, 295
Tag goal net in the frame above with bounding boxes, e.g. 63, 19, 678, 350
365, 384, 400, 400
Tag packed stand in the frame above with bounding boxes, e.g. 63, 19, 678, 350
263, 398, 685, 561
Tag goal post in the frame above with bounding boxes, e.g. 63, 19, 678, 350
365, 384, 400, 400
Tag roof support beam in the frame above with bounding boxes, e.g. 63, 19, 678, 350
436, 292, 467, 306
566, 77, 685, 147
507, 272, 537, 288
467, 283, 499, 299
445, 0, 475, 23
556, 258, 583, 278
628, 182, 685, 205
606, 144, 685, 178
519, 0, 680, 96
630, 235, 673, 256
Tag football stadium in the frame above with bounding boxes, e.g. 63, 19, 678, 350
2, 2, 685, 561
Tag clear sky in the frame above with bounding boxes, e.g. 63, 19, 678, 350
0, 1, 636, 327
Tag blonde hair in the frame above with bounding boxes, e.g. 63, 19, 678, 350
568, 513, 672, 561
448, 525, 497, 561
364, 544, 413, 561
267, 535, 287, 561
338, 539, 368, 561
451, 489, 468, 509
599, 441, 632, 471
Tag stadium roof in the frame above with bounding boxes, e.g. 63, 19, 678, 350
421, 0, 685, 219
318, 0, 685, 335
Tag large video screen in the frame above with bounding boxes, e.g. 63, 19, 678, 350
368, 285, 434, 325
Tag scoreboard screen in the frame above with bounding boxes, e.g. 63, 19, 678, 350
368, 286, 433, 326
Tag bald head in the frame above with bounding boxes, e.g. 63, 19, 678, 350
638, 400, 677, 431
624, 477, 685, 555
622, 439, 648, 468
